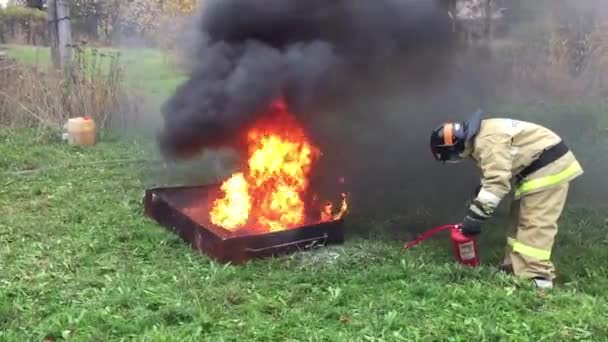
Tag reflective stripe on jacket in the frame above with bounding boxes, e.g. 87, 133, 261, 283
464, 118, 583, 219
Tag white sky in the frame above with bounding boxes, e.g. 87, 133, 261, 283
0, 0, 8, 8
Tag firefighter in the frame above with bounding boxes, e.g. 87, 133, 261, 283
429, 111, 583, 289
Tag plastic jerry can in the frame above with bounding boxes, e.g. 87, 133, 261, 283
66, 116, 96, 146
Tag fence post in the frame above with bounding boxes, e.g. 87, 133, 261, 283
47, 0, 60, 68
56, 0, 73, 69
47, 0, 72, 70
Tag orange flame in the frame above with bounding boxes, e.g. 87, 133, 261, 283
210, 99, 343, 232
209, 173, 250, 229
320, 193, 349, 223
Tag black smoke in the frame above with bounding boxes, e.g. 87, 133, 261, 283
157, 0, 510, 238
155, 0, 608, 240
158, 0, 460, 159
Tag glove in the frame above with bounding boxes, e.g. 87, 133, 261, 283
465, 184, 482, 207
472, 184, 482, 198
461, 215, 483, 236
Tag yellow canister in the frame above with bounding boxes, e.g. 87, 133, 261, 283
67, 116, 96, 146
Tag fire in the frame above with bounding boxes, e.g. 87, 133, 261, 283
209, 173, 250, 229
210, 99, 345, 232
320, 193, 348, 223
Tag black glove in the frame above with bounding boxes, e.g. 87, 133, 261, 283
472, 184, 482, 198
464, 184, 482, 211
461, 215, 483, 236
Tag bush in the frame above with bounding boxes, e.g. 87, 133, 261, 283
0, 46, 143, 131
0, 6, 47, 22
0, 6, 47, 45
489, 13, 608, 103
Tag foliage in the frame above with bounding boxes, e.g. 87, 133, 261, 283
166, 0, 199, 15
0, 5, 45, 21
0, 5, 46, 44
56, 0, 199, 47
5, 44, 186, 101
478, 5, 608, 104
0, 130, 607, 341
0, 46, 143, 130
6, 0, 198, 46
111, 0, 198, 47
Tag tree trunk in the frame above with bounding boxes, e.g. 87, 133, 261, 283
0, 23, 5, 45
85, 14, 100, 41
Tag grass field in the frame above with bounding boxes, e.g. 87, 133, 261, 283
1, 133, 608, 341
2, 45, 608, 340
3, 44, 186, 100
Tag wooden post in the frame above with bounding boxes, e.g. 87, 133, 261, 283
56, 0, 73, 69
484, 0, 492, 39
47, 0, 60, 68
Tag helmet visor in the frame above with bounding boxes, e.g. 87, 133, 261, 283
444, 155, 463, 163
432, 145, 463, 163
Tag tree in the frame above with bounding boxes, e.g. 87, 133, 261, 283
7, 0, 44, 8
9, 0, 199, 47
26, 0, 44, 9
69, 0, 105, 40
162, 0, 198, 16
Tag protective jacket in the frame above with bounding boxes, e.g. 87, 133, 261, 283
462, 118, 583, 221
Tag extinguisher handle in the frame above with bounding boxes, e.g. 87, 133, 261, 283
404, 224, 458, 249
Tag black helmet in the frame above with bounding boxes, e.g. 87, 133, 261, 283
430, 122, 467, 162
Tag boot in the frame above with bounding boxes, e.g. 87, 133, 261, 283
532, 277, 553, 290
498, 263, 514, 275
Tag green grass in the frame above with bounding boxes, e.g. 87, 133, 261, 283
1, 129, 607, 341
3, 44, 185, 100
3, 44, 608, 340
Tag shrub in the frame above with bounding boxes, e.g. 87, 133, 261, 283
0, 46, 143, 131
0, 6, 47, 45
494, 13, 608, 102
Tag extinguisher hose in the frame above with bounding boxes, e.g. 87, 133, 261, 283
404, 224, 461, 249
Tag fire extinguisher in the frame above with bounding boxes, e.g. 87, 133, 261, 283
404, 224, 480, 267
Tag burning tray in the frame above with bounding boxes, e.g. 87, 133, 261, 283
143, 184, 345, 264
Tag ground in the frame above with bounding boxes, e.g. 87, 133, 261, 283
1, 45, 608, 341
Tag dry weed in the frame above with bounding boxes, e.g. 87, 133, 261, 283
0, 46, 143, 131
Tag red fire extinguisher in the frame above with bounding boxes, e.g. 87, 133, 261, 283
404, 224, 480, 267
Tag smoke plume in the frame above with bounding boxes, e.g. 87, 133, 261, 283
158, 0, 458, 159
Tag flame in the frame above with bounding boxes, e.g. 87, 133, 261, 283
209, 173, 250, 229
320, 193, 349, 222
210, 99, 344, 232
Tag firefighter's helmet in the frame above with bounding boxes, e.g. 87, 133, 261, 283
430, 122, 467, 163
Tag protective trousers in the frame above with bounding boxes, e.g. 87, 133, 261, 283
503, 183, 569, 280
